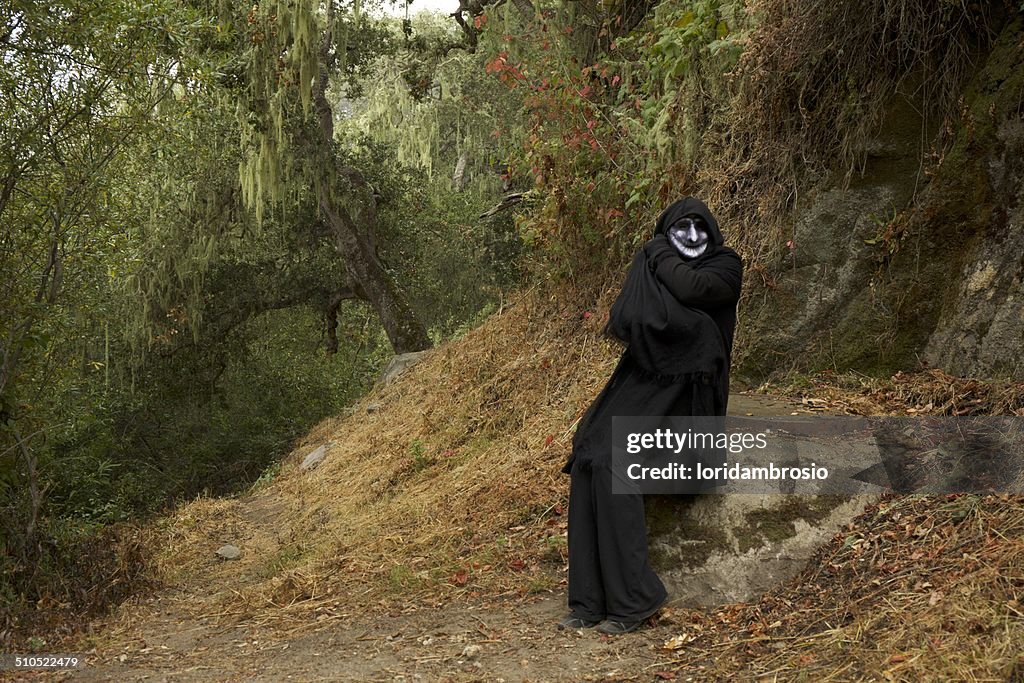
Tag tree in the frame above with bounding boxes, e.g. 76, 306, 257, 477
233, 0, 432, 353
0, 0, 207, 586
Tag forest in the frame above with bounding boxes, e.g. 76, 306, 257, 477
2, 0, 1023, 680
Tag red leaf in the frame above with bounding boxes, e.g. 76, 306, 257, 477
450, 569, 469, 586
582, 310, 592, 320
654, 672, 677, 680
544, 434, 555, 447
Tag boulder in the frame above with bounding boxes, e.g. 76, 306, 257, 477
301, 445, 327, 471
379, 351, 429, 386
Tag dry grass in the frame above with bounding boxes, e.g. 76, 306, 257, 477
760, 368, 1024, 417
693, 0, 999, 271
657, 493, 1024, 681
141, 284, 625, 629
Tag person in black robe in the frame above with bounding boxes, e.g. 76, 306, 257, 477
559, 196, 743, 634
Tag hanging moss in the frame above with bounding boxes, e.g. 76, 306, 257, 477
233, 0, 322, 221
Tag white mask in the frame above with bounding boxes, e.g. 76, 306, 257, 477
667, 217, 709, 259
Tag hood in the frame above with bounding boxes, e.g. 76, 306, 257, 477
654, 196, 724, 247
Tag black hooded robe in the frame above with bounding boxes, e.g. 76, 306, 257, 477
563, 197, 743, 624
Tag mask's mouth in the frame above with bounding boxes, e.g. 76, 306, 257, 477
667, 217, 709, 259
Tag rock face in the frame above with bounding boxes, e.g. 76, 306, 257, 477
922, 115, 1024, 377
737, 19, 1024, 382
648, 493, 873, 607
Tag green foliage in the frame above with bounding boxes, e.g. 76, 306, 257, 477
0, 0, 218, 629
478, 0, 750, 277
621, 0, 742, 94
361, 144, 522, 340
477, 0, 991, 283
234, 0, 321, 221
342, 12, 519, 195
1, 0, 521, 636
337, 16, 525, 338
408, 439, 433, 472
610, 0, 744, 166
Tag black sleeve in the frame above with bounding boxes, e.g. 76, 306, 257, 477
643, 234, 677, 271
654, 251, 743, 308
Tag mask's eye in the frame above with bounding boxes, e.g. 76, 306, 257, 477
684, 215, 708, 232
673, 217, 697, 233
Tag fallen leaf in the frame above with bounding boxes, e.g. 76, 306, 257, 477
662, 633, 696, 650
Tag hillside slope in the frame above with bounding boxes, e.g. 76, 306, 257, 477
21, 287, 1021, 682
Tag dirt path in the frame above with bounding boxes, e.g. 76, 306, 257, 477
54, 593, 701, 682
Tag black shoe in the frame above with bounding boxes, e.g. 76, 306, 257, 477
596, 619, 644, 635
557, 615, 600, 630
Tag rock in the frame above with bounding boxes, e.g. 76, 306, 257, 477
460, 644, 482, 659
737, 26, 1024, 381
648, 493, 876, 608
301, 445, 327, 471
216, 544, 241, 560
379, 351, 429, 386
366, 403, 382, 414
736, 93, 923, 382
646, 399, 880, 608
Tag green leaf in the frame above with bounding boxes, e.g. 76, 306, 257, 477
675, 10, 696, 28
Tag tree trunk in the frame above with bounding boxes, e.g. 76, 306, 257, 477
312, 24, 432, 355
319, 197, 432, 353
